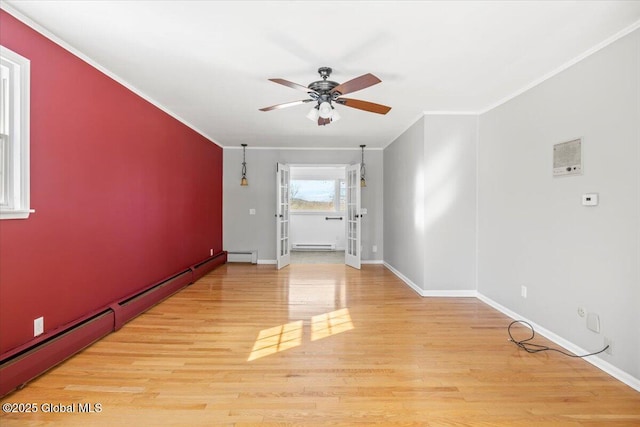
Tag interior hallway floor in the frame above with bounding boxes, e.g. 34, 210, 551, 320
290, 250, 345, 264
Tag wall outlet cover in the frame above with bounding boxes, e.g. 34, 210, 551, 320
34, 317, 44, 337
586, 313, 600, 333
582, 193, 599, 206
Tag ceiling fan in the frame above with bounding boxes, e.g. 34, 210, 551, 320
259, 67, 391, 126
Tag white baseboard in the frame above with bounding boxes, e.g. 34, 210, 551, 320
362, 260, 384, 265
477, 293, 640, 393
383, 262, 425, 296
423, 290, 478, 297
256, 259, 381, 266
383, 262, 477, 297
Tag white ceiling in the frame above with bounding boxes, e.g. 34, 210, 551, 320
4, 1, 640, 149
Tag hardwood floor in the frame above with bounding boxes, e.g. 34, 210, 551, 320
2, 264, 639, 426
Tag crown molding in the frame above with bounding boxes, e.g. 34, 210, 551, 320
0, 2, 223, 148
480, 18, 640, 114
223, 146, 383, 151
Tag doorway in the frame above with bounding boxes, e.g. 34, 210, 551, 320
276, 164, 361, 269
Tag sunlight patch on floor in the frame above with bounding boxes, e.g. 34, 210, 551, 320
247, 320, 303, 361
248, 309, 353, 361
311, 308, 354, 341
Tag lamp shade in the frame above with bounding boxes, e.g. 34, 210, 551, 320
331, 108, 341, 122
306, 107, 319, 121
318, 101, 332, 119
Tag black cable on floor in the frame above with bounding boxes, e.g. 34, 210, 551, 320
507, 320, 609, 358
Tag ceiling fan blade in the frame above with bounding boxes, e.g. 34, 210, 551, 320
269, 78, 317, 93
259, 99, 311, 112
330, 73, 381, 95
337, 98, 391, 115
318, 117, 331, 126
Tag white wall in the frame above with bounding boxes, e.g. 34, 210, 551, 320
224, 148, 383, 263
290, 214, 346, 250
383, 115, 478, 293
478, 29, 640, 379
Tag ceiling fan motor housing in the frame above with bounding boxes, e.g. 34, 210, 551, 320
308, 79, 339, 93
308, 66, 341, 95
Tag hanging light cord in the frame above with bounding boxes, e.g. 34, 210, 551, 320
508, 320, 609, 358
241, 146, 247, 177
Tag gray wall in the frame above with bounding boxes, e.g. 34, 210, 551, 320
478, 29, 640, 378
224, 148, 383, 262
423, 115, 477, 291
383, 117, 426, 287
383, 115, 478, 292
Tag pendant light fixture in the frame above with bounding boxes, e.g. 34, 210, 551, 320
360, 144, 367, 187
240, 144, 248, 186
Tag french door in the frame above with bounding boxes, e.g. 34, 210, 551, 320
276, 163, 290, 269
345, 164, 361, 269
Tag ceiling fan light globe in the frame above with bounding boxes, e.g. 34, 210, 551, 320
331, 109, 341, 123
318, 102, 333, 119
306, 108, 319, 121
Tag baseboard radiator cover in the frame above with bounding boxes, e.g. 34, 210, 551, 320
227, 250, 257, 264
112, 269, 194, 331
292, 243, 336, 251
0, 252, 228, 397
192, 251, 228, 279
0, 311, 114, 397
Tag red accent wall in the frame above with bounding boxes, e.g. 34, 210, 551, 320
0, 10, 223, 356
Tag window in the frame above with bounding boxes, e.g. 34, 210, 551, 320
290, 179, 346, 212
0, 45, 31, 220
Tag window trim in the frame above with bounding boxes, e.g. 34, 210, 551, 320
0, 45, 32, 220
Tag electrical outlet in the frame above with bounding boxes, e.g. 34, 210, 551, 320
521, 286, 527, 298
372, 245, 377, 253
210, 249, 213, 256
604, 337, 613, 355
34, 317, 44, 337
577, 307, 586, 317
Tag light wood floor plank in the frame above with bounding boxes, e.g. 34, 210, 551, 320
1, 264, 639, 426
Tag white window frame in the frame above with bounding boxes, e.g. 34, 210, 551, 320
0, 45, 32, 220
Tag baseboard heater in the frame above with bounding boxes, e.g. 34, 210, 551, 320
192, 251, 228, 281
0, 251, 227, 397
292, 243, 336, 251
0, 310, 114, 397
112, 269, 194, 331
227, 250, 257, 263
